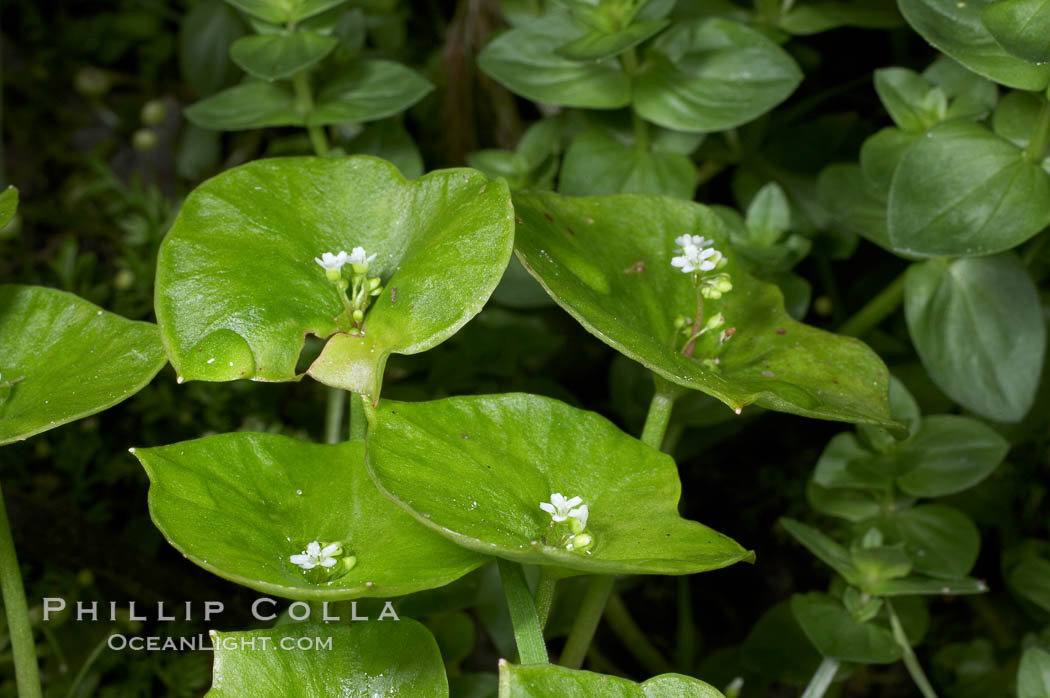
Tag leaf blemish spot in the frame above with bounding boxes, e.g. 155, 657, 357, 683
543, 212, 553, 222
776, 328, 786, 335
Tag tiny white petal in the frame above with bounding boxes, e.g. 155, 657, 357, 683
565, 496, 583, 509
321, 557, 338, 568
320, 543, 340, 558
539, 502, 556, 514
306, 541, 322, 556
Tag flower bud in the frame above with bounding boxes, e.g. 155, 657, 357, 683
352, 309, 364, 324
674, 315, 689, 329
132, 128, 157, 151
140, 99, 167, 126
704, 312, 725, 331
569, 533, 593, 551
341, 555, 357, 572
569, 516, 586, 535
371, 285, 383, 297
368, 277, 381, 289
325, 267, 342, 282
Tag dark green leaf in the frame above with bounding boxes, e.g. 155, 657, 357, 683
558, 127, 699, 199
874, 68, 944, 133
309, 60, 433, 126
345, 119, 424, 178
993, 90, 1046, 148
888, 121, 1050, 257
208, 621, 447, 697
859, 127, 918, 196
512, 191, 899, 429
1019, 648, 1050, 698
133, 433, 484, 600
895, 415, 1010, 496
780, 0, 903, 33
634, 18, 802, 133
180, 0, 245, 97
367, 394, 753, 577
982, 0, 1050, 65
155, 156, 513, 400
780, 518, 862, 585
497, 661, 726, 697
184, 82, 303, 131
807, 479, 881, 522
923, 56, 999, 121
816, 164, 896, 253
897, 0, 1050, 89
1009, 557, 1050, 611
226, 0, 347, 24
745, 182, 791, 243
556, 19, 670, 61
229, 32, 338, 81
477, 12, 632, 108
0, 285, 166, 446
886, 505, 979, 578
904, 255, 1046, 422
0, 186, 17, 230
868, 575, 987, 596
790, 592, 901, 663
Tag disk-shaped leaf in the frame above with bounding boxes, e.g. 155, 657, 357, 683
888, 122, 1050, 256
477, 12, 631, 108
133, 433, 485, 600
184, 82, 302, 131
559, 128, 698, 199
155, 156, 513, 400
366, 394, 753, 578
897, 0, 1050, 89
885, 504, 979, 578
633, 18, 802, 133
895, 416, 1009, 496
308, 60, 433, 127
790, 592, 901, 664
229, 32, 338, 81
904, 255, 1046, 422
208, 621, 447, 697
0, 285, 166, 446
498, 661, 725, 697
556, 19, 670, 61
982, 0, 1050, 65
0, 186, 17, 229
226, 0, 347, 24
1019, 648, 1050, 698
512, 190, 897, 429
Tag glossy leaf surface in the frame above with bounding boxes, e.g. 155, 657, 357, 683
308, 60, 433, 127
790, 592, 901, 663
155, 156, 513, 400
982, 0, 1050, 65
208, 621, 447, 697
0, 285, 166, 446
367, 394, 753, 578
559, 128, 698, 199
498, 661, 725, 697
512, 191, 897, 429
134, 433, 485, 600
229, 32, 338, 81
184, 82, 302, 130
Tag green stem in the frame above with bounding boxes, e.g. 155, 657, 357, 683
292, 71, 329, 157
800, 657, 840, 698
1025, 98, 1050, 162
66, 628, 114, 698
641, 376, 682, 451
325, 388, 346, 444
695, 160, 726, 187
605, 592, 674, 675
837, 270, 907, 338
534, 570, 557, 630
497, 559, 548, 664
349, 393, 366, 441
620, 48, 649, 154
0, 481, 42, 698
887, 600, 939, 698
675, 577, 696, 673
559, 575, 614, 669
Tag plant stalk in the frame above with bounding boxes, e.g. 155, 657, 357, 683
292, 71, 329, 157
349, 393, 366, 441
558, 575, 614, 669
66, 628, 115, 698
800, 657, 840, 698
533, 570, 557, 630
837, 269, 907, 338
641, 376, 682, 451
325, 388, 346, 444
0, 480, 43, 698
605, 592, 674, 675
497, 559, 548, 664
887, 600, 939, 698
620, 48, 649, 154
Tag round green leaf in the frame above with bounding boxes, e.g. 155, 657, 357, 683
512, 190, 898, 430
895, 415, 1010, 496
885, 504, 979, 578
477, 12, 632, 108
790, 592, 902, 664
904, 254, 1046, 422
133, 432, 485, 600
633, 18, 802, 133
888, 121, 1050, 257
308, 60, 434, 127
184, 82, 303, 131
498, 661, 726, 697
366, 393, 753, 578
155, 156, 514, 400
208, 620, 447, 697
229, 32, 338, 81
897, 0, 1050, 90
982, 0, 1050, 65
559, 128, 699, 199
0, 285, 167, 446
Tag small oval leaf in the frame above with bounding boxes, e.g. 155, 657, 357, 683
498, 661, 726, 697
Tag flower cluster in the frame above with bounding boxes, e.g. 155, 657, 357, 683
670, 233, 736, 359
314, 247, 383, 332
540, 493, 593, 552
289, 539, 357, 580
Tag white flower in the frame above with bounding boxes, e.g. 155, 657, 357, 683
315, 251, 350, 272
568, 504, 588, 529
289, 541, 340, 570
674, 234, 714, 249
540, 493, 583, 522
672, 243, 724, 274
348, 246, 377, 267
